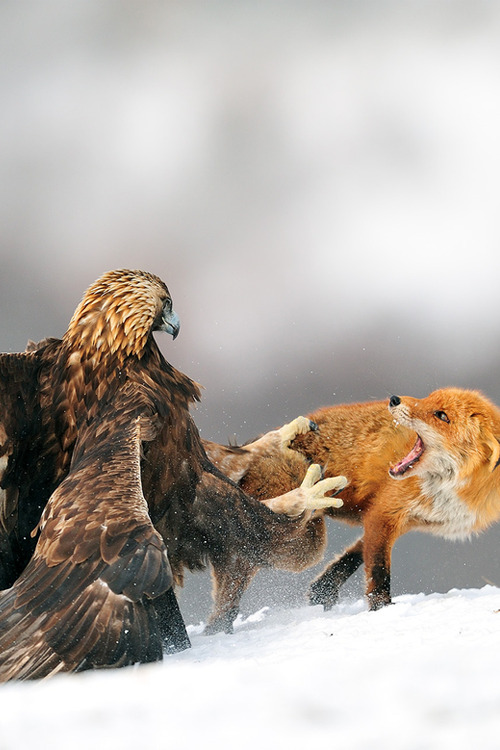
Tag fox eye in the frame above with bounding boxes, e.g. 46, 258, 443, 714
434, 410, 450, 423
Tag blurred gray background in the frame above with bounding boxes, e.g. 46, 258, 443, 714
2, 0, 500, 624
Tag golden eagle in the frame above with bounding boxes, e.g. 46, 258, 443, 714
0, 269, 344, 680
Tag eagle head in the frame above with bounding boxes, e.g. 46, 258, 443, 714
64, 269, 180, 360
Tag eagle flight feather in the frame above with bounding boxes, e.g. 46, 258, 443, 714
0, 269, 343, 680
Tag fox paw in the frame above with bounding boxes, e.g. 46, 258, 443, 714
309, 578, 341, 610
278, 416, 318, 449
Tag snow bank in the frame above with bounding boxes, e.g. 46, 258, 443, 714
0, 586, 498, 749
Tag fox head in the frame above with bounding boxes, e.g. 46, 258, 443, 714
388, 388, 500, 482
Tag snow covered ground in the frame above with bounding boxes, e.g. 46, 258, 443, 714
0, 586, 498, 750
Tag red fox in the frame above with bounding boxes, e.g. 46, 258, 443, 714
206, 387, 500, 622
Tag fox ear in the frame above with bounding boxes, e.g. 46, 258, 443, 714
484, 430, 500, 471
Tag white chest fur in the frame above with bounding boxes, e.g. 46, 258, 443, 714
411, 472, 478, 540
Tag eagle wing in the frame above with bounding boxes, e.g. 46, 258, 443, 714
0, 350, 47, 586
0, 405, 187, 682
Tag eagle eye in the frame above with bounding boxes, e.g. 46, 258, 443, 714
434, 410, 450, 423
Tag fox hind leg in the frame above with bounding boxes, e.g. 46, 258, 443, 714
205, 557, 258, 635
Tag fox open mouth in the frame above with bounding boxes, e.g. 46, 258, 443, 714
389, 435, 425, 477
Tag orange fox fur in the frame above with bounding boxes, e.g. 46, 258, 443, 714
207, 387, 500, 620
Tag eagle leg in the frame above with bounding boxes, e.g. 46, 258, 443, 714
278, 415, 317, 449
261, 464, 348, 517
153, 587, 191, 654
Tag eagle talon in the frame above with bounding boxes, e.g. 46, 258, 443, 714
301, 463, 323, 488
261, 465, 347, 517
301, 468, 347, 511
278, 416, 316, 449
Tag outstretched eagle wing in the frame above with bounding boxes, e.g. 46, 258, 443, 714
0, 404, 188, 682
0, 350, 47, 587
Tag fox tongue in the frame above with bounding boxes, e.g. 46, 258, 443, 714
390, 435, 425, 477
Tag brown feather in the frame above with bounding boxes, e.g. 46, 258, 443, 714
0, 270, 189, 679
0, 268, 314, 678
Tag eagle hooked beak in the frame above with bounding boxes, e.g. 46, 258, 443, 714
160, 307, 180, 340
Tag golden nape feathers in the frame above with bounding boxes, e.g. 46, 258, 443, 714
64, 269, 175, 361
0, 268, 343, 679
0, 268, 191, 679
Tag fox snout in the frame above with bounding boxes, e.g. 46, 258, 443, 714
388, 395, 410, 422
